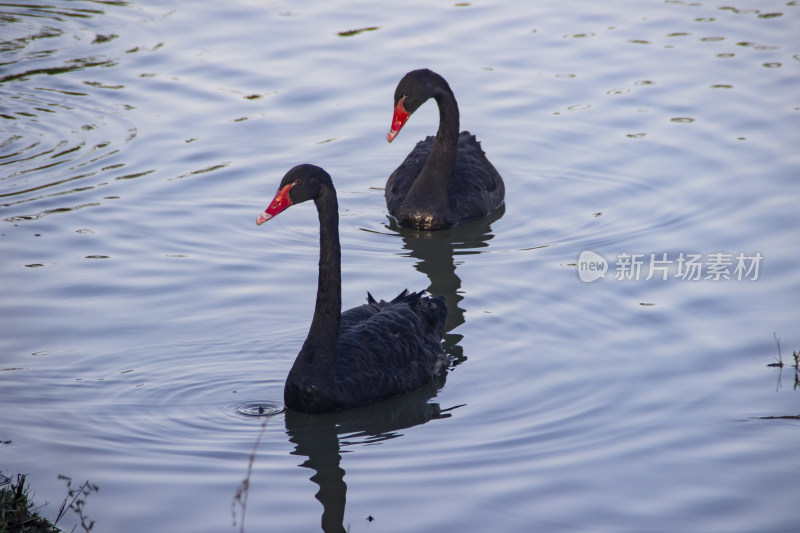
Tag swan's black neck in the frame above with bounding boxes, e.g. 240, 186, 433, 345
432, 83, 460, 162
410, 80, 460, 205
301, 185, 341, 366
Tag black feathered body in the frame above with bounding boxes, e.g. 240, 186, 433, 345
386, 132, 505, 230
285, 290, 447, 413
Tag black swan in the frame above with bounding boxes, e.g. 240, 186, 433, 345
256, 164, 448, 413
385, 68, 505, 230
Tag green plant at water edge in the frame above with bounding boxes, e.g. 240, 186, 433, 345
0, 473, 57, 533
0, 473, 98, 533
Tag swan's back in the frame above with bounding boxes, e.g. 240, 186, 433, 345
334, 290, 447, 407
386, 132, 505, 229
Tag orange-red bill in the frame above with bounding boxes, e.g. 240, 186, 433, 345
386, 96, 410, 143
256, 182, 294, 225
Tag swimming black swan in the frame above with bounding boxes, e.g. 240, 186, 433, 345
256, 164, 448, 413
385, 68, 505, 230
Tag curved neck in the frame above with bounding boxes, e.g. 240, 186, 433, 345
411, 83, 460, 202
304, 186, 341, 356
432, 84, 460, 160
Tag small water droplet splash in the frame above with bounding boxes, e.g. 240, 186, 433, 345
227, 400, 285, 418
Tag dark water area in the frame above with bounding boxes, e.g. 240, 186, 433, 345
2, 1, 799, 532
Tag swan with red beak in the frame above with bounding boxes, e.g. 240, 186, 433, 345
383, 68, 505, 230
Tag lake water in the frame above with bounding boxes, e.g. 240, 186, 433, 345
1, 1, 799, 532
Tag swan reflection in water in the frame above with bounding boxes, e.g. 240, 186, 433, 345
285, 377, 456, 533
390, 203, 505, 362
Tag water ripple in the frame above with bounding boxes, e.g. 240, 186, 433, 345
225, 400, 286, 418
0, 2, 153, 213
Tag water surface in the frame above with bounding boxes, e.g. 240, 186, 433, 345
1, 1, 799, 532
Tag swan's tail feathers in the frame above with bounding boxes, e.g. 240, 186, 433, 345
397, 291, 448, 335
366, 289, 410, 306
363, 290, 446, 331
390, 289, 412, 304
364, 289, 409, 305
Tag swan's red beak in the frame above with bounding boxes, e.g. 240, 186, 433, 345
387, 96, 410, 143
256, 182, 294, 225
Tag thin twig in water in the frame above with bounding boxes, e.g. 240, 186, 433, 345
770, 333, 784, 391
793, 349, 800, 391
773, 333, 783, 366
232, 417, 270, 533
53, 475, 98, 532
